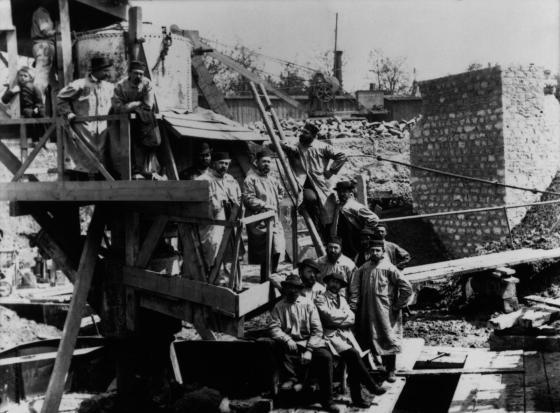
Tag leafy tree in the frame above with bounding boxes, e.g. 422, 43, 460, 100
204, 43, 264, 96
276, 63, 308, 95
368, 49, 411, 95
466, 62, 484, 71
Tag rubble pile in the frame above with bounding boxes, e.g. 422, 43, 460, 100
0, 305, 61, 351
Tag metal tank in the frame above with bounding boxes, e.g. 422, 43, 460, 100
74, 23, 193, 112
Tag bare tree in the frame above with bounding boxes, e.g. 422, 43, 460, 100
368, 49, 411, 95
466, 62, 484, 71
309, 50, 347, 78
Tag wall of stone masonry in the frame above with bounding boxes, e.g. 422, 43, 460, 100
502, 66, 560, 225
412, 66, 560, 257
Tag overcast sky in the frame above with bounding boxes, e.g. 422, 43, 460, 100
134, 0, 559, 92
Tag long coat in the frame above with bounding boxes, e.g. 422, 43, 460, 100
349, 258, 412, 355
242, 169, 285, 263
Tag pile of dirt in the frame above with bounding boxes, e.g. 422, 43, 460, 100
0, 305, 61, 351
404, 310, 491, 348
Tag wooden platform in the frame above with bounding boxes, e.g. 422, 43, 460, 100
403, 248, 560, 285
0, 180, 209, 202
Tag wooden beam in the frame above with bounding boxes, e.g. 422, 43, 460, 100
178, 223, 206, 281
263, 218, 273, 283
237, 281, 280, 317
58, 0, 73, 85
397, 367, 525, 376
34, 230, 77, 283
128, 6, 142, 61
0, 346, 103, 367
0, 140, 38, 182
119, 116, 131, 180
240, 210, 275, 226
41, 207, 106, 413
135, 216, 169, 268
6, 28, 19, 118
122, 266, 237, 317
73, 0, 127, 19
0, 180, 209, 202
208, 205, 240, 285
12, 124, 56, 181
159, 123, 179, 180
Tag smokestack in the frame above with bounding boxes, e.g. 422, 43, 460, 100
334, 50, 343, 87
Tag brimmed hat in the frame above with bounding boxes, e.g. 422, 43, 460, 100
323, 272, 348, 287
335, 180, 355, 191
129, 60, 146, 72
91, 56, 113, 72
298, 258, 320, 273
302, 123, 320, 136
213, 152, 231, 162
370, 238, 385, 248
360, 226, 377, 237
281, 273, 305, 289
256, 148, 274, 160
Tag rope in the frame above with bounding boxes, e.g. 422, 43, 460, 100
347, 154, 560, 197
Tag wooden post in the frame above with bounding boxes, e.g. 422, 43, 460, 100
135, 216, 168, 268
5, 28, 20, 118
263, 218, 273, 283
208, 205, 240, 285
56, 118, 65, 181
19, 124, 27, 162
355, 174, 368, 205
119, 115, 131, 180
128, 7, 142, 61
40, 207, 106, 413
250, 82, 325, 256
125, 212, 140, 330
291, 206, 298, 269
58, 0, 73, 85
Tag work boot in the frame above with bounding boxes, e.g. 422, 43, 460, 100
366, 381, 387, 395
386, 370, 397, 383
351, 398, 372, 408
321, 402, 341, 413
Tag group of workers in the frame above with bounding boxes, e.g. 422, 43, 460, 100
178, 123, 412, 412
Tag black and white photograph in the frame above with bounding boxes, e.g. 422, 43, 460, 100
0, 0, 559, 411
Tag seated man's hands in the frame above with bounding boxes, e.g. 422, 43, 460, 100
285, 339, 298, 353
301, 350, 312, 365
125, 101, 142, 112
66, 112, 76, 122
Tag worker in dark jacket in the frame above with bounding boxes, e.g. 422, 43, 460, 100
179, 142, 212, 180
375, 223, 411, 270
1, 67, 44, 118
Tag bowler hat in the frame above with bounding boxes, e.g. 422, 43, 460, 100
281, 274, 305, 289
298, 258, 320, 273
303, 123, 320, 136
196, 142, 212, 155
91, 56, 113, 72
323, 272, 348, 287
335, 180, 355, 191
256, 148, 274, 160
129, 60, 146, 72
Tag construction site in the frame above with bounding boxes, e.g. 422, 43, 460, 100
0, 0, 560, 412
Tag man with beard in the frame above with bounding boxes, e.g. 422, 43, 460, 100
315, 273, 386, 408
269, 274, 339, 413
349, 239, 412, 383
112, 60, 159, 179
243, 149, 285, 279
270, 258, 325, 301
179, 142, 212, 180
374, 223, 411, 270
57, 56, 114, 178
331, 181, 379, 259
196, 152, 241, 270
355, 226, 376, 267
276, 123, 347, 240
315, 236, 356, 299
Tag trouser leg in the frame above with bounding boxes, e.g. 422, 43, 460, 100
273, 342, 298, 382
260, 252, 281, 279
382, 354, 396, 372
340, 348, 380, 401
302, 188, 325, 238
311, 347, 334, 404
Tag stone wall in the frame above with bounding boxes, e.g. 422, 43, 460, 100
412, 66, 560, 257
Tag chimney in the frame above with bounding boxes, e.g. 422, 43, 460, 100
333, 50, 343, 87
369, 83, 374, 91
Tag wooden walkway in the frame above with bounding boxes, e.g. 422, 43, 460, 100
403, 248, 560, 285
448, 349, 560, 412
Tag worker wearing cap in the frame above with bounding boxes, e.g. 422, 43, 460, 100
57, 56, 114, 176
355, 226, 376, 267
270, 258, 325, 301
315, 236, 356, 299
269, 273, 339, 413
243, 149, 285, 279
331, 180, 379, 259
275, 122, 347, 239
112, 60, 158, 179
315, 273, 386, 408
196, 152, 241, 269
374, 223, 411, 270
31, 1, 57, 102
349, 238, 412, 383
179, 142, 213, 180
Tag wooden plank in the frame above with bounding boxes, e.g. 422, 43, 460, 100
488, 333, 560, 352
56, 119, 65, 181
0, 140, 38, 182
396, 338, 425, 371
139, 293, 193, 323
128, 6, 142, 61
397, 367, 524, 376
519, 305, 560, 328
263, 218, 273, 283
0, 181, 209, 202
524, 351, 553, 412
159, 123, 179, 180
208, 205, 240, 285
178, 223, 206, 281
237, 281, 280, 317
73, 0, 127, 19
191, 53, 232, 118
122, 266, 238, 317
40, 208, 106, 413
34, 230, 77, 283
58, 0, 73, 85
240, 210, 276, 225
135, 216, 168, 268
0, 346, 103, 367
415, 347, 467, 369
543, 352, 560, 411
488, 308, 526, 330
163, 117, 252, 133
119, 116, 131, 180
525, 295, 560, 309
168, 124, 257, 141
369, 377, 406, 413
125, 212, 140, 331
6, 28, 19, 118
12, 124, 56, 181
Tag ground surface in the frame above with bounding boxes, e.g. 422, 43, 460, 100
0, 305, 61, 351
